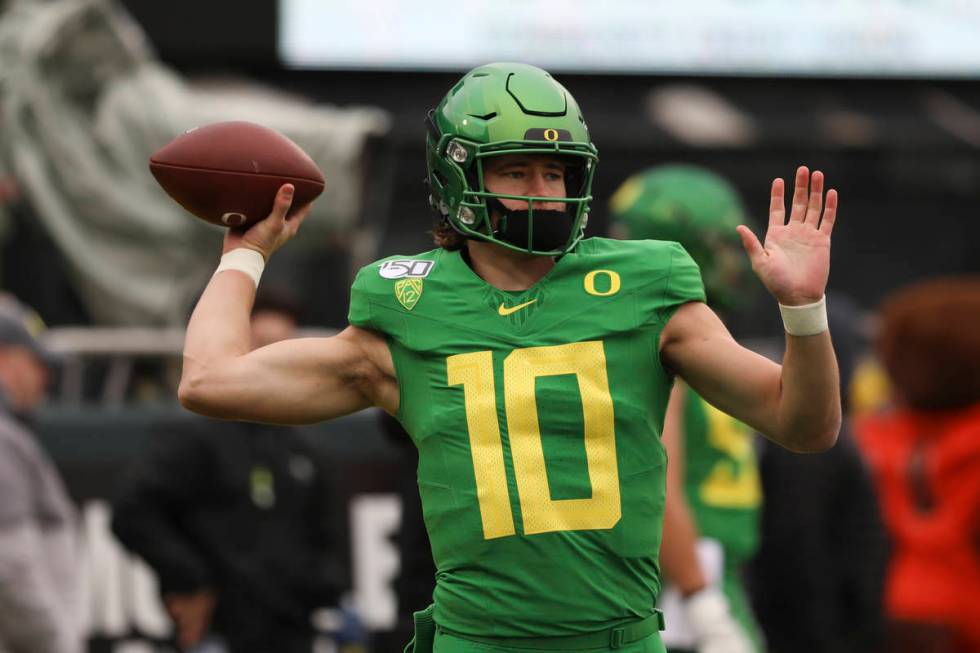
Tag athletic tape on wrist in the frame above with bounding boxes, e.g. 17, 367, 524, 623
214, 248, 265, 287
779, 295, 828, 336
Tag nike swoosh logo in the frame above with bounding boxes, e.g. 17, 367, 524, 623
498, 299, 538, 316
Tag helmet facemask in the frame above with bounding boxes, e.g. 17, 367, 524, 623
429, 135, 596, 256
425, 64, 598, 256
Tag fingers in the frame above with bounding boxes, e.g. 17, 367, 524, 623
804, 170, 824, 225
736, 225, 765, 261
768, 178, 785, 228
269, 184, 295, 223
285, 202, 313, 237
781, 166, 832, 229
819, 189, 838, 235
789, 166, 809, 223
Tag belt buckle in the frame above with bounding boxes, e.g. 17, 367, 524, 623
609, 626, 625, 649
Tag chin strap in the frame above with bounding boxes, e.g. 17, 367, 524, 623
487, 198, 576, 252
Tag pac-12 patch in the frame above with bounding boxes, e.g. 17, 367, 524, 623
378, 259, 435, 279
395, 278, 423, 311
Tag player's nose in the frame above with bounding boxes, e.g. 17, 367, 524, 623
527, 173, 556, 208
527, 172, 549, 196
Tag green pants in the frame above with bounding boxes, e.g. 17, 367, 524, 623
433, 629, 667, 653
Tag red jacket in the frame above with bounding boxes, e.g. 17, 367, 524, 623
858, 404, 980, 650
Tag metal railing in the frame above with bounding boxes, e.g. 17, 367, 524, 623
41, 326, 335, 405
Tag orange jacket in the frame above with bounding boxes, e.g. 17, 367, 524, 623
858, 404, 980, 650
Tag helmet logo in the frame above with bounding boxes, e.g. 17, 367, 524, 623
524, 128, 572, 142
584, 270, 621, 297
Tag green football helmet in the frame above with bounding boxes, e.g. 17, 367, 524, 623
426, 63, 598, 256
609, 165, 754, 311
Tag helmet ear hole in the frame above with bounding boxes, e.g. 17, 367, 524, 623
425, 109, 441, 141
432, 169, 449, 190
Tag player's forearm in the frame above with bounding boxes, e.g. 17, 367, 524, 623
774, 331, 841, 452
660, 497, 708, 596
179, 270, 255, 402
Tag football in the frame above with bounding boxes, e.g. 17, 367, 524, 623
149, 121, 325, 228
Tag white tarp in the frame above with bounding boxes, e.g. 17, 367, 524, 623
0, 0, 389, 325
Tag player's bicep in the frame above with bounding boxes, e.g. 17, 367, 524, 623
179, 326, 394, 424
659, 302, 782, 438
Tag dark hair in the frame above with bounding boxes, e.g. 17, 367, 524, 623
431, 217, 466, 251
877, 277, 980, 411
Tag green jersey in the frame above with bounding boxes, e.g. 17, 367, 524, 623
348, 237, 705, 637
682, 391, 761, 565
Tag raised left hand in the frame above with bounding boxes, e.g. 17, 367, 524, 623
736, 166, 837, 306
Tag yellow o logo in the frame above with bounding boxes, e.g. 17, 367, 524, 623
543, 128, 559, 142
584, 270, 621, 297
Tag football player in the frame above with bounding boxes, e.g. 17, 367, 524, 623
610, 166, 765, 653
179, 63, 841, 653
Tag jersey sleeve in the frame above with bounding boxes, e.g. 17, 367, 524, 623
657, 241, 706, 323
347, 254, 439, 339
347, 266, 375, 330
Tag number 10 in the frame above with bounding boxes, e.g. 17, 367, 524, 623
447, 341, 622, 540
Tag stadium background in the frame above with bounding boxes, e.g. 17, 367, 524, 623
2, 1, 979, 651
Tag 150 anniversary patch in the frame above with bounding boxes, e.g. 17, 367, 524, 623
378, 259, 435, 279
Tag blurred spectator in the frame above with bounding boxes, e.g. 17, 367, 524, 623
748, 294, 887, 653
111, 287, 348, 653
0, 293, 81, 653
857, 277, 980, 653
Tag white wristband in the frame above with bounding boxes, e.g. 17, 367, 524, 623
213, 248, 265, 287
779, 295, 828, 336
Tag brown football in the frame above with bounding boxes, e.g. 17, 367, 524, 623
149, 121, 324, 228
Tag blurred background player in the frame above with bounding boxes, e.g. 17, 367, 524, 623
857, 277, 980, 653
112, 286, 349, 653
609, 165, 764, 653
0, 293, 81, 653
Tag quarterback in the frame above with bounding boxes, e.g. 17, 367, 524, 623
179, 63, 841, 653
